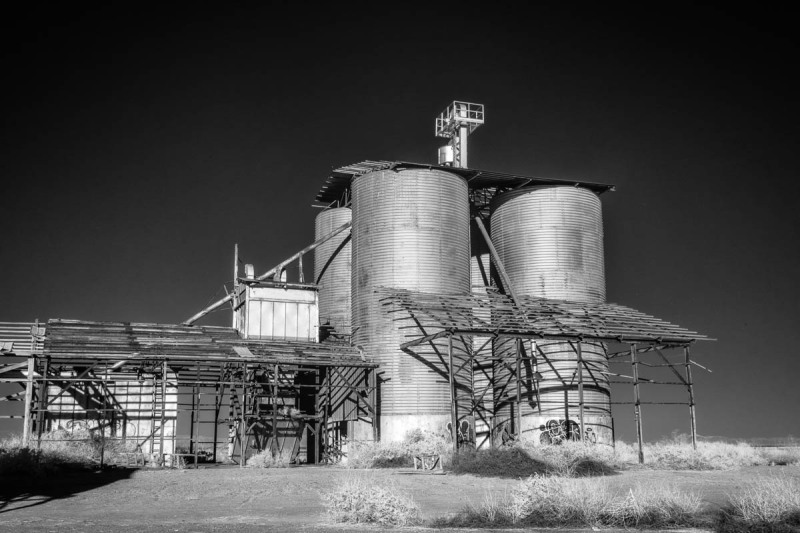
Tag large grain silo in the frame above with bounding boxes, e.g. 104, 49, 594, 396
314, 207, 352, 337
490, 185, 613, 444
351, 168, 470, 442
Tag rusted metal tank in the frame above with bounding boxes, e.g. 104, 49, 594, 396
490, 186, 612, 444
351, 168, 470, 441
314, 207, 352, 337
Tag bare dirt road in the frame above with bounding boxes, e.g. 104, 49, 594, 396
1, 464, 798, 532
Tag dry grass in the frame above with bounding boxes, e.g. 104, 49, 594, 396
450, 447, 549, 478
758, 447, 800, 466
321, 473, 421, 526
345, 428, 450, 469
717, 475, 800, 533
432, 474, 705, 529
245, 448, 293, 468
643, 441, 763, 470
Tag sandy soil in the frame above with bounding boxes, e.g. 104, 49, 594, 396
1, 464, 798, 532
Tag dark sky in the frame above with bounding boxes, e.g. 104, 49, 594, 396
2, 5, 798, 442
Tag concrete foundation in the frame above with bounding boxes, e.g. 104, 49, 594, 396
379, 413, 451, 443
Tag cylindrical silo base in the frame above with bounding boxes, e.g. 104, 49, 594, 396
380, 414, 452, 443
521, 415, 614, 446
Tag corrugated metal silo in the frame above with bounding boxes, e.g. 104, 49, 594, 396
490, 186, 613, 444
352, 168, 470, 442
314, 207, 352, 337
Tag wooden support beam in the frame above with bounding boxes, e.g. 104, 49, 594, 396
22, 357, 35, 446
630, 344, 644, 464
182, 221, 351, 325
272, 363, 279, 456
159, 359, 167, 463
0, 361, 29, 376
473, 216, 527, 321
515, 338, 522, 436
448, 334, 458, 454
35, 357, 50, 447
240, 364, 247, 467
685, 346, 698, 450
399, 330, 450, 350
577, 341, 585, 441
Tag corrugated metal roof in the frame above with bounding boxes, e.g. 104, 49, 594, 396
378, 288, 711, 345
42, 319, 375, 368
315, 160, 615, 204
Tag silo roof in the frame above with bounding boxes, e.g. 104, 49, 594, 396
315, 160, 615, 205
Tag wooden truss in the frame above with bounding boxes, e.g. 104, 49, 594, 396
0, 320, 376, 467
378, 288, 712, 462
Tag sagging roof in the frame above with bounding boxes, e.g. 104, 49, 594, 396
315, 160, 615, 205
378, 288, 711, 345
42, 319, 375, 368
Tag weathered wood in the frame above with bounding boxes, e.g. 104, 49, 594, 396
577, 341, 585, 441
685, 346, 698, 450
22, 357, 35, 446
630, 344, 644, 464
448, 334, 458, 454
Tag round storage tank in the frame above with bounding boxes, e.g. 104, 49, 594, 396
490, 185, 612, 444
490, 186, 605, 302
351, 168, 470, 442
314, 207, 352, 337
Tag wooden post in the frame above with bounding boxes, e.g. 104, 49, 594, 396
577, 341, 585, 442
240, 364, 247, 467
36, 357, 50, 447
515, 338, 522, 436
298, 253, 304, 283
448, 334, 458, 454
684, 346, 698, 450
273, 363, 279, 456
532, 340, 542, 416
232, 244, 239, 329
159, 359, 167, 464
22, 356, 35, 447
630, 344, 644, 464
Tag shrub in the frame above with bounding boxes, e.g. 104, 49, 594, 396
758, 447, 800, 466
345, 428, 449, 469
450, 447, 548, 478
644, 441, 762, 470
515, 440, 621, 476
601, 483, 704, 528
717, 476, 800, 533
321, 474, 421, 526
0, 431, 102, 475
246, 448, 291, 468
434, 475, 703, 529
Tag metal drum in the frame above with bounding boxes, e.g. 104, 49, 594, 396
490, 186, 612, 444
351, 168, 470, 441
314, 207, 352, 337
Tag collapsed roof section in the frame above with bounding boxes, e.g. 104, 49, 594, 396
378, 288, 710, 346
42, 319, 375, 368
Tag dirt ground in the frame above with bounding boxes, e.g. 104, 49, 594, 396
1, 464, 798, 532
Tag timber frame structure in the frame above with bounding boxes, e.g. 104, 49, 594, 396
379, 288, 712, 462
0, 320, 376, 467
